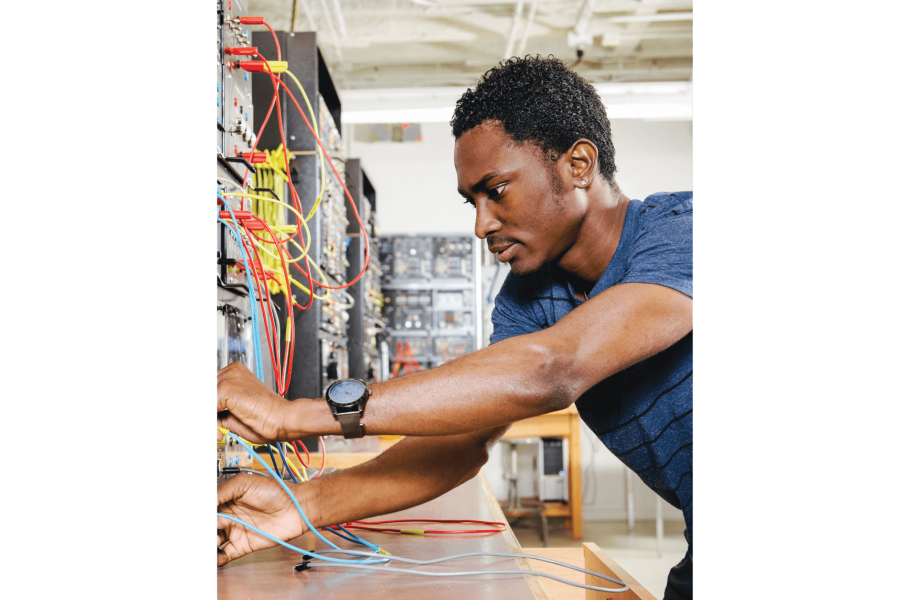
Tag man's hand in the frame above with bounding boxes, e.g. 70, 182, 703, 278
217, 474, 308, 566
218, 362, 294, 443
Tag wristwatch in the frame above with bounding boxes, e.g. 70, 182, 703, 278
324, 378, 372, 439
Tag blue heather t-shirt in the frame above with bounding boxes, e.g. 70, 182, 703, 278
490, 191, 693, 545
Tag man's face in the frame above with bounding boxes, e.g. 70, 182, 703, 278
454, 122, 587, 277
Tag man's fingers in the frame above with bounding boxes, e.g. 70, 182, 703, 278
218, 529, 227, 548
218, 543, 243, 567
217, 414, 260, 444
216, 380, 229, 411
216, 474, 250, 510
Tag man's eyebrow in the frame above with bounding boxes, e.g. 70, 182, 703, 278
457, 170, 507, 197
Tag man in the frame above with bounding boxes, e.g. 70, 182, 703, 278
217, 56, 693, 598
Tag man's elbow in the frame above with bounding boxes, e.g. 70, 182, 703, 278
522, 337, 580, 413
458, 429, 505, 484
466, 444, 492, 481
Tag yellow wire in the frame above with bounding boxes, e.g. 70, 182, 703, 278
221, 217, 331, 302
218, 427, 307, 481
226, 68, 340, 303
225, 192, 313, 262
284, 69, 327, 223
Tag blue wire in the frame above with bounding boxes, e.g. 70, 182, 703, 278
325, 526, 366, 545
333, 524, 381, 553
218, 513, 387, 566
218, 216, 263, 379
266, 444, 283, 479
273, 443, 299, 484
218, 192, 264, 378
222, 432, 386, 564
217, 201, 264, 380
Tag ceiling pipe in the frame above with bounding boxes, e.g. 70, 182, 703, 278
330, 0, 349, 38
504, 0, 525, 59
292, 0, 317, 32
317, 0, 345, 62
568, 0, 596, 53
516, 0, 540, 57
608, 12, 693, 23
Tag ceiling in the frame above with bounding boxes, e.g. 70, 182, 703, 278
246, 0, 693, 90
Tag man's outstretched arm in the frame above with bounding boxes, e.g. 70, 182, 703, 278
218, 282, 692, 443
218, 425, 508, 566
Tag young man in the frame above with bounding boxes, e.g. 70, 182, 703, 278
217, 56, 693, 598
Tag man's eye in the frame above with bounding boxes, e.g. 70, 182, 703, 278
462, 197, 475, 207
488, 184, 506, 199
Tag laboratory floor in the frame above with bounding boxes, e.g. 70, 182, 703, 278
511, 518, 689, 599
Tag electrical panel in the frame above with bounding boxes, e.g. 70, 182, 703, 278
217, 0, 255, 186
247, 30, 384, 415
216, 22, 384, 468
346, 159, 387, 384
380, 234, 481, 374
217, 0, 257, 484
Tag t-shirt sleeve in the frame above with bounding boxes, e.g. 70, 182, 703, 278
489, 274, 544, 345
620, 194, 693, 298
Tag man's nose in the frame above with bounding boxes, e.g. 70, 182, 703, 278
474, 202, 501, 240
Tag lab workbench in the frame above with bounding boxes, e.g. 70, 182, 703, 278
218, 472, 552, 599
229, 440, 656, 600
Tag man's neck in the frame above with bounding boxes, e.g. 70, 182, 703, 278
556, 183, 630, 289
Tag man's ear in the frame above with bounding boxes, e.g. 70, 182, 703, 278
565, 139, 598, 188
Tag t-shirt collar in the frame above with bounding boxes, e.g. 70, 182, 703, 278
565, 199, 643, 302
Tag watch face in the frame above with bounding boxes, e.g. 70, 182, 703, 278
329, 380, 367, 406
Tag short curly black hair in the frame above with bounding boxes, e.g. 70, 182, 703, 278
451, 55, 616, 185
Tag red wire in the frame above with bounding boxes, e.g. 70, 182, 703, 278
237, 226, 284, 393
262, 21, 281, 61
341, 519, 506, 535
223, 30, 367, 398
231, 223, 280, 386
250, 217, 300, 389
272, 77, 371, 290
232, 45, 311, 395
249, 240, 287, 391
291, 440, 310, 468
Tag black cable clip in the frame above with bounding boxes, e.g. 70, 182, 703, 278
294, 561, 312, 572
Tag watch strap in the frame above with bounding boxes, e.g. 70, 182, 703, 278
336, 411, 366, 439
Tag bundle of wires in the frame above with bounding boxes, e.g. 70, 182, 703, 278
218, 428, 630, 593
219, 35, 372, 395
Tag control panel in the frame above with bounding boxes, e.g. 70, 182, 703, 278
381, 233, 481, 376
216, 0, 262, 483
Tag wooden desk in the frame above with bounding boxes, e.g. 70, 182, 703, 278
523, 545, 658, 600
502, 405, 583, 539
218, 472, 552, 600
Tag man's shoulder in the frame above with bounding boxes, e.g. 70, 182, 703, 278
638, 191, 693, 221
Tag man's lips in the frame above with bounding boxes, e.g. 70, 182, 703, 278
490, 241, 519, 262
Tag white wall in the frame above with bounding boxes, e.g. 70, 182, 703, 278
350, 119, 693, 235
349, 122, 473, 235
610, 119, 693, 200
353, 118, 691, 522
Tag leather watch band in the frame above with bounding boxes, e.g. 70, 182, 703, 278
336, 412, 366, 439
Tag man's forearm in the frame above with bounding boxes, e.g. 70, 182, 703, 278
292, 428, 506, 529
283, 334, 562, 440
279, 283, 691, 441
